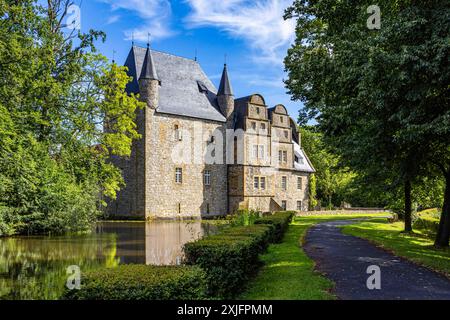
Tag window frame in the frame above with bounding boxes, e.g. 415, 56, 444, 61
175, 168, 183, 184
281, 176, 287, 191
204, 170, 211, 186
297, 177, 302, 190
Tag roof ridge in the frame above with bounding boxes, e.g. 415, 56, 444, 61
133, 45, 198, 63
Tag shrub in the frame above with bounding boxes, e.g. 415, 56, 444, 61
413, 217, 440, 236
254, 211, 295, 242
62, 265, 207, 300
183, 224, 273, 298
230, 209, 260, 226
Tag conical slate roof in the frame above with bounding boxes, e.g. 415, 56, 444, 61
140, 45, 159, 81
217, 64, 233, 96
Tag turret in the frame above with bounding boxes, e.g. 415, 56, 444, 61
217, 64, 234, 124
139, 43, 160, 109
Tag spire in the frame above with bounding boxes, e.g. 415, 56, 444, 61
217, 63, 233, 96
140, 42, 159, 82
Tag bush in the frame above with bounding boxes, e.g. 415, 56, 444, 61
183, 224, 273, 298
413, 208, 441, 236
183, 211, 295, 298
254, 211, 295, 242
230, 209, 260, 226
62, 265, 207, 300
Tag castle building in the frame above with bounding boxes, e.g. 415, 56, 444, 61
108, 44, 315, 219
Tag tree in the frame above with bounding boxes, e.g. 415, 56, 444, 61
0, 1, 144, 235
285, 0, 449, 237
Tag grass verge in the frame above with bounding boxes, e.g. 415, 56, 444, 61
239, 213, 387, 300
342, 219, 450, 277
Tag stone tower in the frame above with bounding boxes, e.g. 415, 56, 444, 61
217, 64, 234, 128
135, 43, 160, 216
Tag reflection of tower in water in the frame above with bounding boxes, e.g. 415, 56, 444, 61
145, 221, 208, 265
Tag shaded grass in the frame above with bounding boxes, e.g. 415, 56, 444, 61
342, 219, 450, 277
239, 213, 388, 300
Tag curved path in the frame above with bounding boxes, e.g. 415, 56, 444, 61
304, 220, 450, 300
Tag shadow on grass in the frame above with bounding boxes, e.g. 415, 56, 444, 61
342, 221, 450, 277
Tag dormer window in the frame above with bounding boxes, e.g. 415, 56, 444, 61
197, 80, 209, 93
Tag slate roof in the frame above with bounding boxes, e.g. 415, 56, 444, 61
217, 64, 233, 96
124, 46, 226, 123
140, 46, 159, 81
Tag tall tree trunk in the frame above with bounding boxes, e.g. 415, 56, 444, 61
435, 171, 450, 248
404, 179, 413, 232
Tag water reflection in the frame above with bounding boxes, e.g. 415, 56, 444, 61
0, 221, 217, 300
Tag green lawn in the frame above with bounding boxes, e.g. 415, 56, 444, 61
239, 213, 387, 300
342, 219, 450, 277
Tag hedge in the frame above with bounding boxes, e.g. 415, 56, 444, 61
183, 211, 294, 298
61, 265, 207, 300
254, 211, 295, 242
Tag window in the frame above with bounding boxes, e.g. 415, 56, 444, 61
254, 176, 259, 189
251, 122, 256, 130
284, 130, 289, 138
253, 145, 258, 159
297, 201, 302, 211
260, 177, 266, 190
283, 151, 288, 163
175, 168, 182, 184
204, 170, 211, 186
282, 176, 287, 191
206, 203, 210, 214
259, 145, 265, 159
261, 123, 266, 130
256, 107, 260, 115
178, 203, 181, 214
210, 135, 215, 144
297, 177, 303, 190
281, 201, 287, 211
174, 125, 182, 141
278, 150, 283, 163
280, 116, 283, 123
298, 155, 305, 164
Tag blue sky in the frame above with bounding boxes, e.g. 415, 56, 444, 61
78, 0, 303, 120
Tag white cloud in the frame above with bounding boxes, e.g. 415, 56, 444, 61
99, 0, 174, 41
184, 0, 296, 64
106, 15, 120, 25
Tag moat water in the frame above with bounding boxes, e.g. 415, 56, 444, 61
0, 221, 218, 300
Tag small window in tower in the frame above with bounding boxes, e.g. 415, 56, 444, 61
251, 122, 256, 131
174, 125, 182, 141
278, 150, 283, 163
297, 177, 303, 190
178, 203, 181, 214
175, 168, 183, 184
204, 170, 211, 186
283, 151, 288, 163
280, 116, 284, 123
256, 107, 260, 115
261, 123, 266, 130
281, 200, 287, 211
297, 201, 302, 211
206, 203, 210, 214
284, 130, 289, 138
